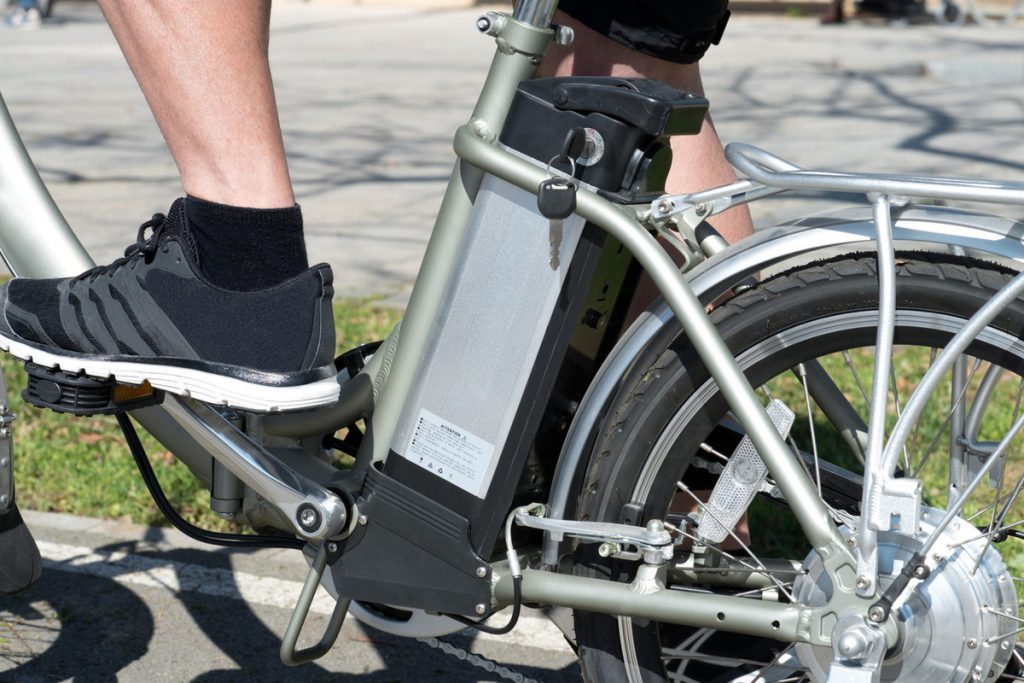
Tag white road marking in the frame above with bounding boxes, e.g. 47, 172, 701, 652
35, 540, 571, 653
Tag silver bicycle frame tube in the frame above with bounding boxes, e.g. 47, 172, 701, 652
513, 0, 557, 27
0, 95, 91, 276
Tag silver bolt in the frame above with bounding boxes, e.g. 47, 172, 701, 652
476, 566, 488, 578
0, 495, 7, 506
695, 203, 710, 217
0, 458, 8, 468
837, 631, 868, 660
553, 24, 575, 46
646, 519, 665, 533
475, 16, 491, 32
475, 603, 487, 615
868, 605, 886, 623
967, 638, 978, 649
846, 536, 857, 548
598, 542, 621, 558
656, 199, 674, 215
358, 514, 368, 526
299, 508, 318, 528
856, 575, 871, 589
326, 542, 338, 553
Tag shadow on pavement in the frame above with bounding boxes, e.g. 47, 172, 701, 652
0, 538, 580, 681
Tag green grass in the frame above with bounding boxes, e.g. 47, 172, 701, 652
9, 298, 401, 531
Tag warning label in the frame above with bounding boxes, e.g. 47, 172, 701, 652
405, 409, 496, 497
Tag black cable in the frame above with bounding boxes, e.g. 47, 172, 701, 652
447, 575, 523, 635
116, 413, 304, 550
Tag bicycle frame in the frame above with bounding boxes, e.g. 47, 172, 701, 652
4, 0, 1024, 663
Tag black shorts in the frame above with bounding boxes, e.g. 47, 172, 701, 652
558, 1, 731, 64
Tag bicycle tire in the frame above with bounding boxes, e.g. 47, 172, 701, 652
574, 254, 1024, 682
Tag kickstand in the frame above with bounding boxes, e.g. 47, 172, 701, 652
280, 543, 351, 666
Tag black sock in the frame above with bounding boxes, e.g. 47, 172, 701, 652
184, 196, 309, 291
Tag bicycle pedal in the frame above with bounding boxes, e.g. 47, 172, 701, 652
22, 362, 164, 416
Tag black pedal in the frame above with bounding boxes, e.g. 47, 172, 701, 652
22, 363, 164, 416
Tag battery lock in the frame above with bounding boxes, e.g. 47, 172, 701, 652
500, 77, 709, 203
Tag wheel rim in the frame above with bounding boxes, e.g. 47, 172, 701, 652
619, 309, 1024, 682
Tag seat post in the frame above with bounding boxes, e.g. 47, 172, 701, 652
512, 0, 558, 28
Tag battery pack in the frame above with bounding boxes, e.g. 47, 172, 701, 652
390, 174, 586, 500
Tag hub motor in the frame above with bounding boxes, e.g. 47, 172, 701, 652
794, 508, 1019, 682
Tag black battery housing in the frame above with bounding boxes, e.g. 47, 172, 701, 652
499, 77, 709, 202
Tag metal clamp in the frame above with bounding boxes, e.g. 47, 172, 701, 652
514, 510, 674, 564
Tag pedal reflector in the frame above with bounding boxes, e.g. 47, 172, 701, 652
697, 399, 795, 545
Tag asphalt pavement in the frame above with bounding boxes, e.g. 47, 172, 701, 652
0, 510, 578, 682
0, 1, 1023, 681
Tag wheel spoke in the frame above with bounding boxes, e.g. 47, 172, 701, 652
947, 519, 1024, 550
911, 356, 982, 478
796, 363, 822, 496
698, 441, 731, 464
741, 645, 804, 683
668, 489, 796, 602
842, 350, 871, 408
972, 468, 1024, 575
889, 361, 911, 473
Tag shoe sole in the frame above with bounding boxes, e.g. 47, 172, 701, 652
0, 333, 341, 413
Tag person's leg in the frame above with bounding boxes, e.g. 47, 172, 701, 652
0, 1, 339, 411
538, 12, 753, 246
540, 9, 754, 549
540, 10, 755, 332
96, 0, 293, 209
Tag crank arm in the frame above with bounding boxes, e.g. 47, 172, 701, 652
161, 397, 348, 541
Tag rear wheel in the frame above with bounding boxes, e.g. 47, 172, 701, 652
574, 255, 1024, 682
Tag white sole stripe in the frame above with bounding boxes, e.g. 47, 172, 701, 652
0, 334, 340, 412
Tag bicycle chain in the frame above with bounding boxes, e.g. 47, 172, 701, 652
418, 637, 540, 683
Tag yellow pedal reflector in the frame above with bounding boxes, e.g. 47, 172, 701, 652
113, 381, 156, 404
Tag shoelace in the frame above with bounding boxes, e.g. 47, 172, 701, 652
71, 213, 167, 285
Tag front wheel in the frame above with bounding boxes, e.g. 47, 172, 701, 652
574, 255, 1024, 682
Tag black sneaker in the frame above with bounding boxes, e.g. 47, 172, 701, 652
0, 200, 340, 413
